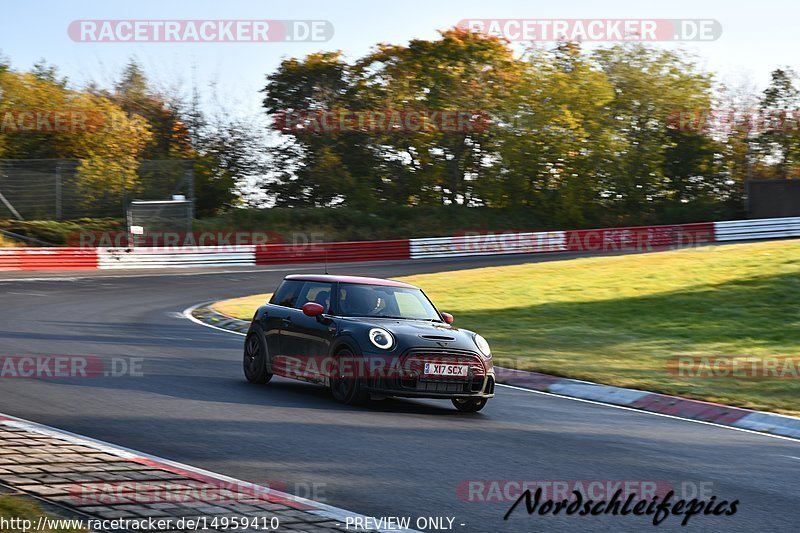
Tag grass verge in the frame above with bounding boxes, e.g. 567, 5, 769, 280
0, 495, 84, 532
212, 294, 272, 320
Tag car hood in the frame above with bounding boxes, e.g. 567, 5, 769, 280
339, 316, 480, 352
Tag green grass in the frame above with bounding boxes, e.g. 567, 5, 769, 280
0, 219, 124, 246
213, 293, 272, 319
0, 496, 84, 532
0, 234, 21, 247
213, 240, 800, 417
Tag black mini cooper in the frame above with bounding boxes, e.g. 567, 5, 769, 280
243, 274, 495, 412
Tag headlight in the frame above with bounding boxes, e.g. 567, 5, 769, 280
474, 334, 491, 357
369, 328, 394, 350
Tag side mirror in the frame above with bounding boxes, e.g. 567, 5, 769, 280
441, 312, 454, 324
302, 302, 325, 317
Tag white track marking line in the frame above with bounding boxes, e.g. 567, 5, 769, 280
180, 304, 800, 444
6, 291, 47, 296
0, 414, 420, 533
0, 277, 80, 283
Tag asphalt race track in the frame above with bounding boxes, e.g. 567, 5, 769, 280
0, 255, 797, 532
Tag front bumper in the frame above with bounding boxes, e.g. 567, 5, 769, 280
362, 348, 495, 400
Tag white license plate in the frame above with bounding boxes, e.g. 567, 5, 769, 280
423, 363, 469, 377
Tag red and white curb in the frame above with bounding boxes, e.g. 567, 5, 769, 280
0, 412, 420, 533
183, 303, 800, 443
495, 368, 800, 440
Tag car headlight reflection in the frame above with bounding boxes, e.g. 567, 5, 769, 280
369, 328, 394, 350
474, 334, 491, 357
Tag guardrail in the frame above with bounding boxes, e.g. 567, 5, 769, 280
0, 217, 798, 271
97, 246, 256, 269
715, 217, 800, 242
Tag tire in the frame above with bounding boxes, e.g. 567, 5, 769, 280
452, 397, 488, 412
329, 348, 369, 405
243, 329, 272, 384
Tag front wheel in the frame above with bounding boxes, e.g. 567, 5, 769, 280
452, 397, 488, 412
329, 349, 368, 405
243, 330, 272, 384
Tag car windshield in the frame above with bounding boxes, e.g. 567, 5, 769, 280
338, 283, 442, 321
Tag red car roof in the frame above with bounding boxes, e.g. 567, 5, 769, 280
284, 274, 417, 289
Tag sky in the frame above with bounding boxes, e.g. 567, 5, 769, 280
1, 0, 798, 121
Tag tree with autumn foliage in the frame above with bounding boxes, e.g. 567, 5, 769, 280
0, 61, 152, 209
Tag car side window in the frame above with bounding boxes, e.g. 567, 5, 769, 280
294, 282, 333, 312
269, 280, 304, 308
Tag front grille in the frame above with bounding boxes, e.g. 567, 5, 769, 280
393, 348, 486, 393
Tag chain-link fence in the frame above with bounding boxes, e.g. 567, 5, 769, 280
0, 159, 194, 221
129, 200, 193, 234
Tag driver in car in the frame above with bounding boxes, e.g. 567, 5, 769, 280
344, 286, 382, 316
313, 290, 331, 313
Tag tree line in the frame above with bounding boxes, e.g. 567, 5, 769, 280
263, 29, 800, 226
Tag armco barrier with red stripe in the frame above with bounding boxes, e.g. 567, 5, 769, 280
0, 247, 98, 271
0, 217, 797, 271
255, 239, 410, 265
